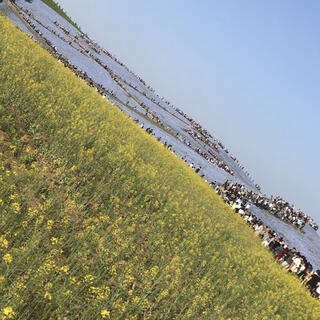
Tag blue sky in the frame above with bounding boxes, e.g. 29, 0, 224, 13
59, 0, 320, 221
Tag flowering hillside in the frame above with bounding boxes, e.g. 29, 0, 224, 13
0, 16, 319, 319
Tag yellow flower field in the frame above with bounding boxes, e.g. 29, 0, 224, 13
0, 15, 319, 319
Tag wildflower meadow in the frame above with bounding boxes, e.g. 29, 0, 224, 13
0, 15, 320, 319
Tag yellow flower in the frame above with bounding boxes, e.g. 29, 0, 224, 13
100, 309, 110, 318
110, 265, 117, 276
11, 202, 20, 213
132, 296, 140, 304
44, 292, 52, 301
60, 265, 69, 274
160, 289, 168, 298
0, 236, 8, 248
46, 220, 54, 231
84, 274, 94, 283
64, 290, 72, 296
3, 253, 12, 264
150, 266, 159, 277
70, 277, 77, 284
45, 282, 53, 290
1, 306, 16, 319
50, 237, 58, 245
21, 221, 28, 229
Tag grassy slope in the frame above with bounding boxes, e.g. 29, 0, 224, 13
40, 0, 82, 32
0, 16, 319, 320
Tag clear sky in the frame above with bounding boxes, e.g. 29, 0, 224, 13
58, 0, 320, 222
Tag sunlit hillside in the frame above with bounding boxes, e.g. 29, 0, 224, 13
0, 15, 319, 319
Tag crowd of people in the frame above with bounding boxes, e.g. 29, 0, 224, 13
106, 75, 237, 180
134, 103, 236, 176
214, 180, 320, 299
18, 2, 316, 218
185, 129, 235, 175
17, 0, 259, 186
216, 180, 318, 231
17, 3, 245, 180
16, 1, 318, 226
176, 108, 258, 181
114, 76, 173, 115
186, 128, 219, 151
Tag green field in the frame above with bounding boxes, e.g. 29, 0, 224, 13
0, 15, 319, 319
